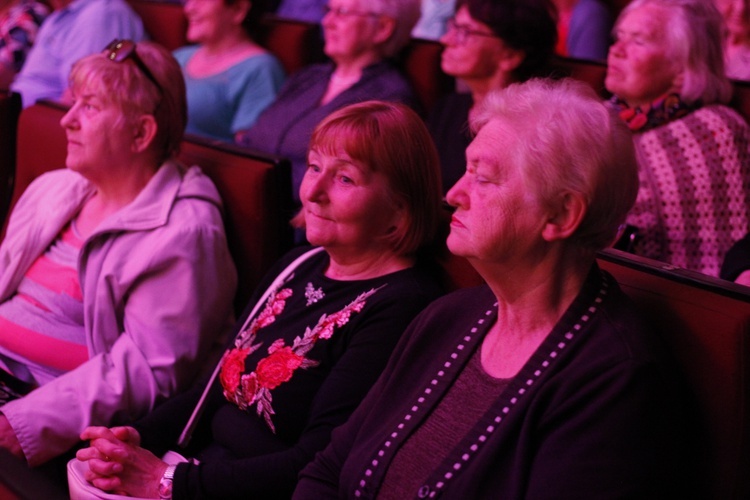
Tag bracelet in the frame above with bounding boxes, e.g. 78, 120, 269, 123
158, 464, 177, 500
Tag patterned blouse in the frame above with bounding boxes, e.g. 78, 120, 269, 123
0, 0, 49, 73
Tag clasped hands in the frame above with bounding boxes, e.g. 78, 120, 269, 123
77, 426, 168, 499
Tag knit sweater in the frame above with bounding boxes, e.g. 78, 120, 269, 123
626, 104, 750, 275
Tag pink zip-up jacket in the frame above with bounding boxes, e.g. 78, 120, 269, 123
0, 161, 237, 465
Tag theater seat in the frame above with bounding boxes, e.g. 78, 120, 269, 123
127, 0, 187, 51
549, 55, 610, 98
730, 79, 750, 125
258, 16, 324, 74
7, 100, 294, 310
398, 38, 454, 114
179, 135, 293, 308
598, 249, 750, 499
0, 91, 21, 226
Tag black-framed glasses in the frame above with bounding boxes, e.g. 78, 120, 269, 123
322, 5, 380, 18
446, 17, 499, 45
103, 39, 162, 94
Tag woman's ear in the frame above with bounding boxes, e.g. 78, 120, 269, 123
541, 191, 588, 242
232, 0, 252, 26
498, 47, 526, 73
372, 15, 397, 46
132, 114, 158, 154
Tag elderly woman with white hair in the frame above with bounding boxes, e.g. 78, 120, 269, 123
293, 78, 696, 498
236, 0, 420, 206
606, 0, 750, 276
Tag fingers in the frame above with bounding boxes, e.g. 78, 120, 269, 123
111, 426, 141, 445
84, 469, 123, 492
87, 456, 124, 476
80, 426, 117, 441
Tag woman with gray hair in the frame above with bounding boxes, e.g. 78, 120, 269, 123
605, 0, 750, 276
236, 0, 420, 207
294, 78, 695, 498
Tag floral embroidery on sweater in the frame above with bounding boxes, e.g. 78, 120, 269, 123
220, 285, 379, 432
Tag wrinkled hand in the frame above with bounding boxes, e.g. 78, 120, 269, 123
77, 426, 167, 499
0, 414, 24, 460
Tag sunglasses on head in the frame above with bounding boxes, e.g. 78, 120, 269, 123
103, 39, 162, 94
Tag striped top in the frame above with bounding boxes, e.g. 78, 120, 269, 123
0, 223, 87, 386
626, 104, 750, 276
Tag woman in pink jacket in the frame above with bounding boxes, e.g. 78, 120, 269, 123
0, 39, 236, 466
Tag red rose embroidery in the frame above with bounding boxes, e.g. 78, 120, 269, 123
224, 286, 380, 432
220, 348, 250, 394
256, 347, 305, 389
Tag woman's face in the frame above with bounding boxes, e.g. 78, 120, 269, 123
60, 86, 133, 180
445, 119, 550, 265
300, 146, 401, 255
183, 0, 245, 44
605, 4, 682, 107
439, 6, 507, 81
321, 0, 383, 63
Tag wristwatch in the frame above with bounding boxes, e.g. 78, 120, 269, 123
158, 464, 177, 500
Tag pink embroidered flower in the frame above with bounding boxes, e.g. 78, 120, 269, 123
268, 338, 286, 353
256, 347, 305, 389
251, 288, 293, 333
220, 348, 250, 394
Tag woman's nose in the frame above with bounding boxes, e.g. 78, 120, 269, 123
445, 176, 468, 209
302, 174, 328, 202
60, 107, 77, 129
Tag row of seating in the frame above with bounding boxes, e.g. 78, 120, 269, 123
0, 97, 746, 500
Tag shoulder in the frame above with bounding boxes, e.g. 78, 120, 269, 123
284, 63, 330, 85
170, 164, 224, 220
695, 104, 750, 129
231, 52, 285, 79
578, 272, 664, 368
404, 285, 495, 333
23, 169, 89, 198
72, 0, 138, 17
173, 45, 197, 64
362, 61, 410, 85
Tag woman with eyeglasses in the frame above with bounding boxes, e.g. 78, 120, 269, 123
236, 0, 420, 208
175, 0, 285, 142
427, 0, 557, 192
0, 40, 236, 467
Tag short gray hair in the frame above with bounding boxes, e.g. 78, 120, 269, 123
618, 0, 732, 105
369, 0, 421, 57
471, 78, 639, 252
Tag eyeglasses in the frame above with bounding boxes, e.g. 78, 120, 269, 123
445, 17, 499, 45
322, 5, 380, 18
103, 39, 162, 94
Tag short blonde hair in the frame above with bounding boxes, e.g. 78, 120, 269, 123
294, 100, 442, 256
472, 78, 639, 252
69, 40, 187, 161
